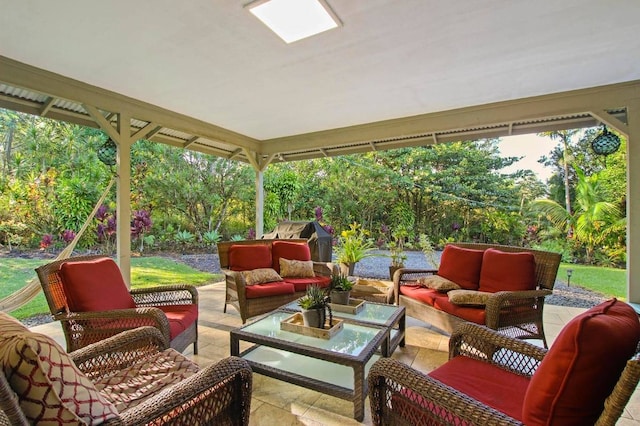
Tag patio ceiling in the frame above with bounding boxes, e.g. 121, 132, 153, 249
1, 1, 639, 165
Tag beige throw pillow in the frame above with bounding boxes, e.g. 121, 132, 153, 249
448, 289, 493, 306
418, 275, 461, 292
279, 258, 315, 278
241, 268, 283, 285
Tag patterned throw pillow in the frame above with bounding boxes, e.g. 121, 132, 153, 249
418, 275, 461, 292
0, 311, 119, 424
279, 258, 315, 278
241, 268, 283, 285
447, 289, 493, 306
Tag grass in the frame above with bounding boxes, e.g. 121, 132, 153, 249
557, 263, 627, 300
1, 256, 222, 320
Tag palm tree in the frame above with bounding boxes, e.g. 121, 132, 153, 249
531, 167, 624, 263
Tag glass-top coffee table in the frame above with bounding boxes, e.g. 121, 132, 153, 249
230, 306, 398, 421
281, 300, 405, 356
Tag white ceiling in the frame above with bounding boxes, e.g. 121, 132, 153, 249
1, 0, 639, 141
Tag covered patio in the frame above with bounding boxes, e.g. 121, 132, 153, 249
2, 1, 640, 423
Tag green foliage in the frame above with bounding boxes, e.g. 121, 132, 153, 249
175, 230, 195, 246
298, 284, 328, 310
230, 234, 244, 241
330, 273, 353, 292
202, 230, 222, 246
334, 222, 377, 264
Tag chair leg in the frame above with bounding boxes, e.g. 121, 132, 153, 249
223, 302, 227, 313
193, 341, 198, 355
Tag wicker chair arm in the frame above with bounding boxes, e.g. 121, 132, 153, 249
70, 327, 168, 379
392, 268, 438, 304
484, 289, 552, 329
117, 356, 253, 426
54, 307, 172, 344
449, 323, 547, 373
131, 284, 198, 306
368, 357, 523, 426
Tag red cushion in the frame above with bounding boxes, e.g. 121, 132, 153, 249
433, 296, 486, 325
437, 245, 484, 290
157, 304, 198, 340
245, 281, 295, 299
522, 299, 640, 426
430, 356, 529, 421
229, 244, 272, 271
59, 257, 136, 312
271, 241, 311, 273
478, 248, 536, 293
399, 285, 439, 306
283, 276, 331, 292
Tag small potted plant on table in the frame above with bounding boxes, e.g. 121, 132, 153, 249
329, 273, 353, 305
298, 284, 331, 328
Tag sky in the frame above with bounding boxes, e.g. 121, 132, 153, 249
497, 134, 558, 180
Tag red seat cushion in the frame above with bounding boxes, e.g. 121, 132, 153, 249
522, 299, 640, 426
271, 241, 311, 273
245, 281, 295, 299
437, 245, 484, 290
59, 257, 136, 312
157, 304, 198, 340
283, 276, 331, 292
433, 296, 486, 324
399, 285, 439, 307
478, 248, 536, 293
429, 356, 529, 421
229, 244, 272, 271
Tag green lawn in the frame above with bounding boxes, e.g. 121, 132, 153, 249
1, 256, 221, 320
557, 264, 626, 300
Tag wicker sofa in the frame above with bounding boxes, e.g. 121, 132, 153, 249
0, 312, 252, 426
394, 242, 561, 347
217, 239, 336, 323
368, 299, 640, 426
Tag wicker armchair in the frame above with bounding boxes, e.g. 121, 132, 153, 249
394, 242, 561, 347
369, 305, 640, 426
35, 255, 199, 353
0, 324, 252, 426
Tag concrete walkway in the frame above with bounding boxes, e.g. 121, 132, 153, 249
30, 282, 640, 425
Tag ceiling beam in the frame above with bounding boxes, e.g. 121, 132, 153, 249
0, 55, 261, 152
260, 80, 640, 155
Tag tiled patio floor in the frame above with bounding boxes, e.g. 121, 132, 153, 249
30, 282, 640, 425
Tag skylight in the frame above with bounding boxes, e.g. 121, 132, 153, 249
246, 0, 341, 44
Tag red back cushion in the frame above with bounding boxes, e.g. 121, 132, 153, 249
59, 257, 136, 312
478, 248, 536, 293
271, 241, 311, 273
522, 299, 640, 426
437, 245, 484, 290
228, 244, 272, 271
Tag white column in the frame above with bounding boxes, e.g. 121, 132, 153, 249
116, 113, 132, 286
255, 170, 264, 238
627, 101, 640, 303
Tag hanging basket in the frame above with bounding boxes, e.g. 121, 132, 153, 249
591, 126, 621, 156
97, 138, 117, 166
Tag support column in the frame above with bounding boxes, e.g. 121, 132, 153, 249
113, 112, 132, 287
255, 170, 264, 238
627, 101, 640, 303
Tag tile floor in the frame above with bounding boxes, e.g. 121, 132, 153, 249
30, 282, 640, 425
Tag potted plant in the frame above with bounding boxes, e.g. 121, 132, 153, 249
334, 222, 377, 275
388, 228, 411, 280
329, 273, 353, 305
298, 284, 331, 328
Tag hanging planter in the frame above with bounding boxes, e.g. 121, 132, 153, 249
97, 138, 117, 166
591, 126, 621, 156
